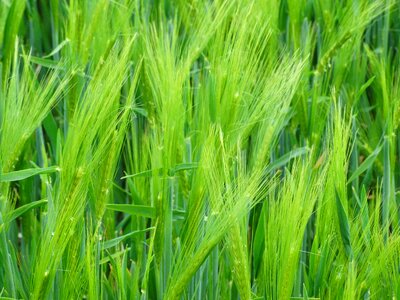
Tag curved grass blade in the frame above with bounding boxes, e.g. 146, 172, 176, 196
0, 166, 59, 182
6, 199, 47, 223
101, 228, 154, 250
335, 188, 353, 259
347, 144, 382, 184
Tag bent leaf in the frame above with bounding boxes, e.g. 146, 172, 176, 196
7, 199, 48, 222
0, 166, 60, 182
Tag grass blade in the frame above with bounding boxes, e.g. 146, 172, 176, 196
0, 166, 59, 182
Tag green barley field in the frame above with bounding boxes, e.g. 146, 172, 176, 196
1, 0, 400, 299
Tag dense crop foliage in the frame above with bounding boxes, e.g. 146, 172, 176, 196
1, 0, 400, 299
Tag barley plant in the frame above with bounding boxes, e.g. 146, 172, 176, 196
1, 0, 400, 299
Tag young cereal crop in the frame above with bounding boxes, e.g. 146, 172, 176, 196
1, 0, 400, 299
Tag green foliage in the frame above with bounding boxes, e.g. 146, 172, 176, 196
1, 0, 400, 299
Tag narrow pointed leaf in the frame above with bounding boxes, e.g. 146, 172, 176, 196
0, 166, 59, 182
347, 144, 382, 183
335, 189, 352, 259
101, 228, 154, 250
7, 199, 47, 223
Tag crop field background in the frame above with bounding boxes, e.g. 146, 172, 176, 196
1, 0, 400, 299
